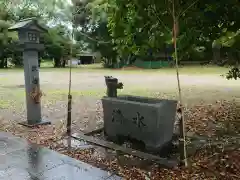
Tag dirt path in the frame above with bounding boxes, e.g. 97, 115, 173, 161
0, 70, 240, 132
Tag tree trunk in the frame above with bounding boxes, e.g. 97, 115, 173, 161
0, 58, 4, 68
212, 40, 221, 64
54, 58, 61, 68
4, 58, 7, 68
61, 58, 66, 68
212, 48, 221, 64
38, 57, 41, 67
13, 53, 23, 67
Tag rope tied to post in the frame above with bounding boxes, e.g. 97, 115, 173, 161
30, 86, 43, 104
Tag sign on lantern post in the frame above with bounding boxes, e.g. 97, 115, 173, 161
8, 18, 51, 127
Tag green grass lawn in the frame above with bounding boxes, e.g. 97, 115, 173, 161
76, 63, 229, 75
0, 62, 229, 76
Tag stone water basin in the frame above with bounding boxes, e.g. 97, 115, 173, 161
102, 95, 177, 152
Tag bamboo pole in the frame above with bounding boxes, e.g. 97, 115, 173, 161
67, 5, 75, 135
172, 0, 188, 167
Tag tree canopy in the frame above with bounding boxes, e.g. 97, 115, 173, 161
0, 0, 239, 70
107, 0, 240, 61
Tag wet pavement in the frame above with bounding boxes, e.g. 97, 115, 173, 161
0, 132, 122, 180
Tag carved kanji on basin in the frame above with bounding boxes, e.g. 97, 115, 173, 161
132, 112, 146, 129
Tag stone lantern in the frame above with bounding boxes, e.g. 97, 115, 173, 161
8, 18, 51, 127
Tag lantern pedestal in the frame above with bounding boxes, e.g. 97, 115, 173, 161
19, 119, 51, 128
8, 18, 51, 127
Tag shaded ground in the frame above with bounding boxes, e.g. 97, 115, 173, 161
0, 66, 240, 133
0, 66, 239, 179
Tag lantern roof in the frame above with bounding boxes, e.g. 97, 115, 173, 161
8, 18, 47, 33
